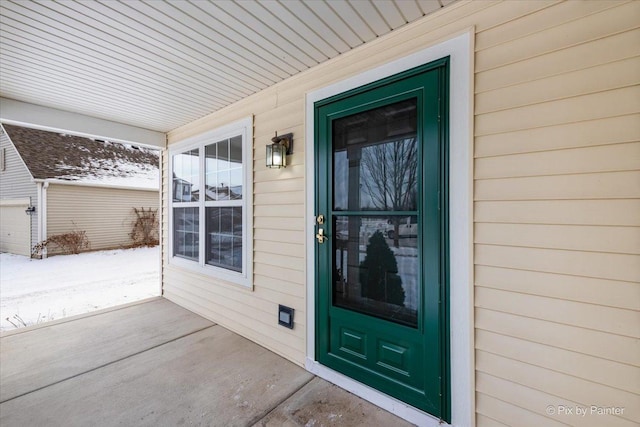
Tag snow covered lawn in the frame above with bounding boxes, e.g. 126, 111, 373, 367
0, 247, 160, 332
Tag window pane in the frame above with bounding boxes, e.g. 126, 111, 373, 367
205, 144, 218, 200
206, 207, 242, 272
205, 136, 243, 201
229, 136, 243, 199
173, 207, 199, 260
218, 138, 230, 170
333, 98, 418, 211
229, 169, 242, 200
216, 170, 230, 200
172, 149, 199, 202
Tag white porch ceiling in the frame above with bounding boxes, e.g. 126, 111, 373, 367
0, 0, 455, 134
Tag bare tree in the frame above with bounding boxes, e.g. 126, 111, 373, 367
360, 137, 418, 247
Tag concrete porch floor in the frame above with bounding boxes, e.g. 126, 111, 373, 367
0, 297, 413, 426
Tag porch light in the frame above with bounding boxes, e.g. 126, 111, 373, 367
266, 132, 293, 168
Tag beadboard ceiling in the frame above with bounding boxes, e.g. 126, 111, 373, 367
0, 0, 455, 133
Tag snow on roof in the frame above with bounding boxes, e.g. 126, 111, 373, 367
2, 124, 159, 190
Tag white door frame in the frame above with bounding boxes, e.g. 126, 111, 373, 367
304, 29, 475, 427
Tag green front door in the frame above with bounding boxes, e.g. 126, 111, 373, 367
314, 59, 449, 420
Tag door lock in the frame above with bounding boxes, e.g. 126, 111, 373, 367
316, 228, 328, 244
316, 214, 325, 225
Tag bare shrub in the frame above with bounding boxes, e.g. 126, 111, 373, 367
32, 229, 90, 256
130, 207, 159, 247
5, 310, 64, 329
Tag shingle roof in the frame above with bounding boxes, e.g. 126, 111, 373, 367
2, 124, 159, 189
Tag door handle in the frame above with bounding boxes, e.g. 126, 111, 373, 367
316, 228, 328, 244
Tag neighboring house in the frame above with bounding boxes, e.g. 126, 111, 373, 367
0, 124, 159, 256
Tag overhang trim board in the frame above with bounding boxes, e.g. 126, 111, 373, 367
0, 98, 166, 149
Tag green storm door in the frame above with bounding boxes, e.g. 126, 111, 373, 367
314, 59, 449, 420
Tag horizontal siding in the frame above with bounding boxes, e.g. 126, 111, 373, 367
47, 184, 158, 254
475, 199, 640, 226
475, 223, 640, 254
474, 0, 622, 51
475, 171, 640, 201
160, 1, 640, 425
476, 56, 639, 115
475, 392, 566, 427
476, 266, 639, 311
476, 142, 640, 179
476, 351, 639, 425
475, 1, 638, 72
476, 28, 640, 93
476, 244, 639, 283
476, 372, 637, 427
476, 286, 638, 339
475, 413, 510, 427
475, 113, 640, 157
476, 307, 639, 368
473, 1, 640, 426
476, 86, 640, 136
476, 330, 639, 395
0, 128, 38, 249
254, 203, 305, 218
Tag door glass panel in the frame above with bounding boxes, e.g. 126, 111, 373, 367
332, 97, 419, 327
333, 98, 418, 212
333, 215, 418, 327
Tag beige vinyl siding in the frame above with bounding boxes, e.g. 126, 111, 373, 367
47, 184, 158, 254
472, 1, 640, 426
164, 0, 640, 425
0, 127, 38, 250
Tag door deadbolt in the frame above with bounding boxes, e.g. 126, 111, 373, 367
316, 214, 325, 225
316, 228, 328, 244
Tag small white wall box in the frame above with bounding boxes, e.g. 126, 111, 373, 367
278, 305, 294, 329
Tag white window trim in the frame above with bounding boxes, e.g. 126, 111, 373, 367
168, 117, 253, 289
304, 29, 474, 426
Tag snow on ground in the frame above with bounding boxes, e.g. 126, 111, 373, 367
0, 247, 160, 332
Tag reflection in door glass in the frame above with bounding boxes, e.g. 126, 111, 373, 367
331, 98, 420, 327
333, 216, 418, 327
333, 98, 418, 211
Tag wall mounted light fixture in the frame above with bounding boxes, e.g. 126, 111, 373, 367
25, 206, 35, 215
266, 132, 293, 169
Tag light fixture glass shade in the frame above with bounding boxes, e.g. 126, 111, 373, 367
266, 142, 287, 168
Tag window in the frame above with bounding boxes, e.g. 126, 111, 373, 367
169, 118, 252, 287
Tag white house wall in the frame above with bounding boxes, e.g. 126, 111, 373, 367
164, 1, 640, 426
46, 183, 159, 254
0, 126, 38, 252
